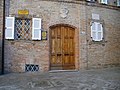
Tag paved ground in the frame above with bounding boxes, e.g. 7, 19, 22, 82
0, 67, 120, 90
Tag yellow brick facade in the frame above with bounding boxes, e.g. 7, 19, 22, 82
0, 0, 120, 73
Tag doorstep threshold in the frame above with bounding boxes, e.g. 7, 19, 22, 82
49, 70, 78, 73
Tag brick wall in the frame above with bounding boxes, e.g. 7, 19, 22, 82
3, 0, 120, 73
85, 6, 120, 69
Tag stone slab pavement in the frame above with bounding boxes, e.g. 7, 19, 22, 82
0, 67, 120, 90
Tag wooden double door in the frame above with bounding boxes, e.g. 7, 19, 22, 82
50, 25, 75, 70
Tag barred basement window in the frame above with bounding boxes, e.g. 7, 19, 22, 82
15, 18, 31, 40
25, 64, 39, 72
101, 0, 108, 4
117, 0, 120, 6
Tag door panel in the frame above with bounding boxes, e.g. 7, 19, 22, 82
50, 25, 75, 70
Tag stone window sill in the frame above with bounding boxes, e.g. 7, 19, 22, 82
88, 39, 107, 46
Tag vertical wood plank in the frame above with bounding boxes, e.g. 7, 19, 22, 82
50, 25, 75, 70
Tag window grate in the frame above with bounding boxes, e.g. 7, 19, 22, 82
25, 64, 39, 72
15, 18, 31, 40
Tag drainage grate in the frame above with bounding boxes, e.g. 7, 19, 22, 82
25, 64, 39, 72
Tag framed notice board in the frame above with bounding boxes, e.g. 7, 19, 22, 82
18, 10, 29, 15
42, 31, 47, 40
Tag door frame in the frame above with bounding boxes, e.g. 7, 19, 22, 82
49, 24, 79, 71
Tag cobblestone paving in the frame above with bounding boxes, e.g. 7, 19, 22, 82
0, 67, 120, 90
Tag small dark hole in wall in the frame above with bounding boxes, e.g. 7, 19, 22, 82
102, 43, 105, 46
11, 42, 15, 45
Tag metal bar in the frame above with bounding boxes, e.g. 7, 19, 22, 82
2, 0, 6, 74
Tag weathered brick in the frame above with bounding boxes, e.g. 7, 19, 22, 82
0, 0, 120, 73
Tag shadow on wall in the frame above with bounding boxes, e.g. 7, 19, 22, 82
0, 40, 2, 74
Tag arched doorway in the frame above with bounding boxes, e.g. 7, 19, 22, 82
50, 24, 75, 70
